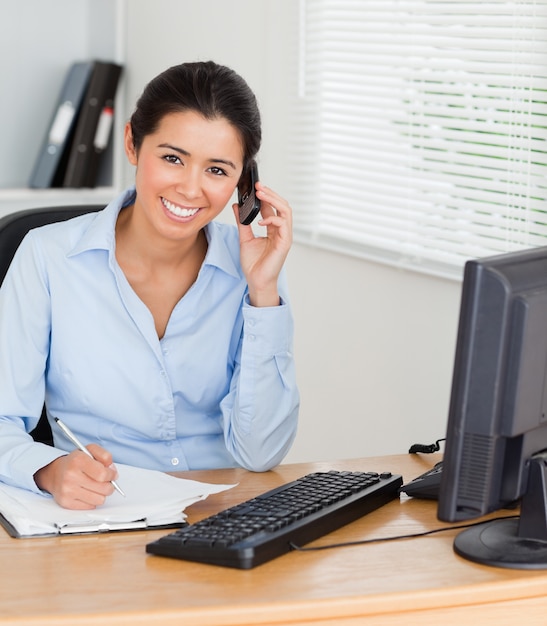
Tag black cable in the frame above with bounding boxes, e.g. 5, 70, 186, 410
408, 438, 446, 454
288, 515, 519, 552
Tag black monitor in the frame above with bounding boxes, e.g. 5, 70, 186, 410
437, 245, 547, 569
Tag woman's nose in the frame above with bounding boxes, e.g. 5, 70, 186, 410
175, 168, 202, 199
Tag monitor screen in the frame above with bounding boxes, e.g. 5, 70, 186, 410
437, 245, 547, 569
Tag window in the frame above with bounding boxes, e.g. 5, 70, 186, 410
288, 0, 547, 280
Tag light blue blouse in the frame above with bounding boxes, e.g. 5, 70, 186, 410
0, 188, 299, 493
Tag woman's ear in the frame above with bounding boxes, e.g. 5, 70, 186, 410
124, 122, 138, 165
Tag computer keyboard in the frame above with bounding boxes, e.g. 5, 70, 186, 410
146, 469, 403, 569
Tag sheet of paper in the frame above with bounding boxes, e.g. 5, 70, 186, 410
0, 463, 235, 536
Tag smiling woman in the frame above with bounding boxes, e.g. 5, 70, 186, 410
121, 110, 244, 246
0, 61, 300, 510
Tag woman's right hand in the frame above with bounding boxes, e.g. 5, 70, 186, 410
34, 444, 118, 509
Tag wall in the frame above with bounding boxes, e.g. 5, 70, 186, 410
122, 0, 462, 462
286, 244, 460, 461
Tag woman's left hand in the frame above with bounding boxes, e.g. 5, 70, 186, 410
233, 182, 293, 307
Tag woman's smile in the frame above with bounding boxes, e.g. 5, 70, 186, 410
161, 196, 201, 219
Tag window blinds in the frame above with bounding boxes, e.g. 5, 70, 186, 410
288, 0, 547, 279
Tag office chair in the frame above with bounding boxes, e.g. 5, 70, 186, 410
0, 205, 103, 444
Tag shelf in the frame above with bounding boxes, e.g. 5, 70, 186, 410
0, 187, 118, 218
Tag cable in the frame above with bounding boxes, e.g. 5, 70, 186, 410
408, 438, 445, 454
288, 515, 519, 552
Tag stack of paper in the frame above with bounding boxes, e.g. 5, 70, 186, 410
0, 463, 235, 537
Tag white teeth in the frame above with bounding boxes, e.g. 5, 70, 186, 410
162, 197, 199, 217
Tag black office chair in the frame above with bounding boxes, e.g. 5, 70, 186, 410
0, 205, 103, 444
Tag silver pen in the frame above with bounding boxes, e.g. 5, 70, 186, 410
53, 417, 125, 497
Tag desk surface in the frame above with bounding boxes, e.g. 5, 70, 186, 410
1, 454, 547, 626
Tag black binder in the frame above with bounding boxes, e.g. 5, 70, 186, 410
63, 61, 123, 188
29, 61, 94, 188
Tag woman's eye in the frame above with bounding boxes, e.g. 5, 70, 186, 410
209, 166, 227, 176
163, 154, 181, 165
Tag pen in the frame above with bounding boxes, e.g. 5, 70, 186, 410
53, 417, 125, 497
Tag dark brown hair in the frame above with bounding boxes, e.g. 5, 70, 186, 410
129, 61, 261, 169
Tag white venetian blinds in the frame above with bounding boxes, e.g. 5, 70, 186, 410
288, 0, 547, 279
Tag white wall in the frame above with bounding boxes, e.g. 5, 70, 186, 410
286, 244, 460, 461
122, 0, 463, 463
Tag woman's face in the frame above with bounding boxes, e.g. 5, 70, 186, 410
124, 109, 244, 242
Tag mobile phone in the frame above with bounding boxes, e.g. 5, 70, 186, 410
237, 160, 261, 225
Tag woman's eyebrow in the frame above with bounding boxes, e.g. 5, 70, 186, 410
209, 158, 238, 171
158, 143, 190, 156
158, 143, 238, 171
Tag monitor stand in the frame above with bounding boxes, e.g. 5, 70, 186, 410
453, 456, 547, 569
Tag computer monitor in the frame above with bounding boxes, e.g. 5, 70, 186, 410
437, 245, 547, 569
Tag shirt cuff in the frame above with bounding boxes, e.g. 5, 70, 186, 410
242, 296, 293, 355
11, 443, 66, 495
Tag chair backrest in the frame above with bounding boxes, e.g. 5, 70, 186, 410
0, 205, 103, 286
0, 205, 103, 443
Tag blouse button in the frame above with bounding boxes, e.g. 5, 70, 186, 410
171, 457, 179, 466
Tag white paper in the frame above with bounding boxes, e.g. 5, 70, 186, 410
0, 463, 235, 537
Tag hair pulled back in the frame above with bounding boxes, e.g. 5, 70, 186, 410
129, 61, 261, 170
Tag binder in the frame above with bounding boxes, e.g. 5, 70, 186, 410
29, 61, 94, 189
63, 61, 123, 188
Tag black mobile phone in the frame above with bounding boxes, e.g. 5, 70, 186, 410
237, 160, 261, 225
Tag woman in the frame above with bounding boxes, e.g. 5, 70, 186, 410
0, 61, 299, 509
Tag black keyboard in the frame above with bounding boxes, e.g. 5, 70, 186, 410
146, 469, 403, 569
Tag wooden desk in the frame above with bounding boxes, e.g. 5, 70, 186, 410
1, 454, 546, 625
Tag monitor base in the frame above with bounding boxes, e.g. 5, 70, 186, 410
454, 517, 547, 570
